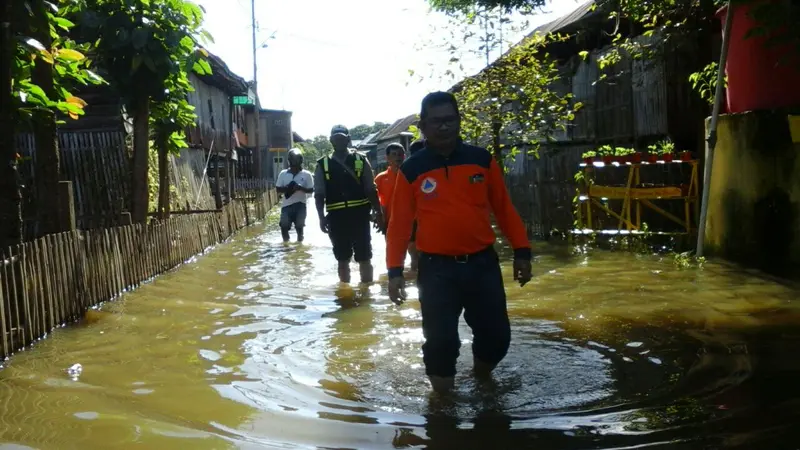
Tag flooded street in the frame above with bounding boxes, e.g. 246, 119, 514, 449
1, 211, 800, 449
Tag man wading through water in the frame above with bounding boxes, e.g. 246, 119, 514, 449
375, 142, 419, 272
315, 125, 385, 283
386, 92, 533, 393
276, 148, 314, 243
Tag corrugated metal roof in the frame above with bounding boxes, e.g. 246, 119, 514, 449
449, 1, 601, 93
532, 1, 599, 36
376, 114, 418, 142
356, 131, 380, 149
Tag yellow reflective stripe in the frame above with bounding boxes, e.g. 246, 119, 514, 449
354, 154, 363, 178
322, 156, 330, 180
326, 199, 370, 211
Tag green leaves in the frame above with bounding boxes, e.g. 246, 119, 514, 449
55, 48, 85, 61
688, 62, 724, 106
192, 58, 212, 76
52, 17, 75, 31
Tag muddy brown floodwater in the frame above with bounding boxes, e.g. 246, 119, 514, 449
0, 211, 800, 450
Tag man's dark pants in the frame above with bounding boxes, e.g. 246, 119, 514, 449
327, 205, 372, 262
416, 246, 510, 378
280, 202, 307, 241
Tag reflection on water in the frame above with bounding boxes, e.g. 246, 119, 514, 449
0, 211, 799, 449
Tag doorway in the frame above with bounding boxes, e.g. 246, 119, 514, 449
273, 155, 284, 181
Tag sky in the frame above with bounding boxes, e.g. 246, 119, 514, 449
195, 0, 587, 139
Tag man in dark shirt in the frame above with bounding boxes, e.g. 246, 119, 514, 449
314, 125, 384, 283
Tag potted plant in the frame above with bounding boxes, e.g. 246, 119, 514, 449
631, 152, 642, 164
646, 144, 659, 163
582, 151, 596, 165
598, 145, 614, 165
615, 147, 635, 164
658, 139, 676, 163
679, 150, 693, 162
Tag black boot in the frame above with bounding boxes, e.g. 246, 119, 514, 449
280, 227, 290, 243
296, 227, 304, 242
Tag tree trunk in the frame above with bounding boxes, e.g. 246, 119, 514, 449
0, 1, 22, 249
130, 96, 150, 223
31, 0, 60, 236
156, 131, 170, 219
491, 119, 502, 163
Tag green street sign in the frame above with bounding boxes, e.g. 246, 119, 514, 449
233, 95, 253, 105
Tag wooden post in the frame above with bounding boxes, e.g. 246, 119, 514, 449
228, 153, 235, 200
214, 151, 223, 209
57, 181, 76, 232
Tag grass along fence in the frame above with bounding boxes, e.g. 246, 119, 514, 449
0, 190, 278, 359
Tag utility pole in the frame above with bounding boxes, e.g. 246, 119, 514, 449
251, 0, 261, 179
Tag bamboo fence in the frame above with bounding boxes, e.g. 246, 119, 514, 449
0, 190, 277, 359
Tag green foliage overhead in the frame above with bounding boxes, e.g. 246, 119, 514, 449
428, 0, 546, 14
13, 0, 104, 123
431, 0, 800, 107
349, 122, 390, 141
74, 0, 212, 114
74, 0, 212, 154
456, 31, 579, 160
296, 138, 331, 171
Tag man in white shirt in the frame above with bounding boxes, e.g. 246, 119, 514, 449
275, 148, 314, 242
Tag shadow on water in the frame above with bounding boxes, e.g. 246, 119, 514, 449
1, 210, 800, 449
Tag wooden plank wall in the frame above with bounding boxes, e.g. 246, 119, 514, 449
17, 134, 228, 228
17, 130, 130, 235
0, 190, 278, 359
505, 32, 701, 236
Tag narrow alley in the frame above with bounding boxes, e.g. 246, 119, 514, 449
0, 212, 799, 449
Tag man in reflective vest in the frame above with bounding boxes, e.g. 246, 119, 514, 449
314, 125, 385, 283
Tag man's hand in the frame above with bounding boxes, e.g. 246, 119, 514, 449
373, 210, 386, 234
513, 258, 532, 287
388, 276, 406, 305
319, 215, 330, 233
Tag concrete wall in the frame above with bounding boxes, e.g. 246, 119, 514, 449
703, 110, 800, 276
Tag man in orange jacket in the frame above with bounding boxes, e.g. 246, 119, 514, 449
375, 142, 418, 271
386, 91, 532, 393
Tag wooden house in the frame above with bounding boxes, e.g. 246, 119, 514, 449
16, 47, 259, 236
454, 0, 715, 236
185, 50, 249, 207
370, 114, 418, 172
236, 103, 300, 183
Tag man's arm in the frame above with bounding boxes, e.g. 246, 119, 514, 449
313, 163, 326, 218
300, 171, 314, 193
359, 159, 381, 212
487, 157, 531, 260
275, 172, 288, 193
386, 170, 416, 278
374, 173, 387, 207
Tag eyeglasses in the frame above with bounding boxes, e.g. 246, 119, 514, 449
426, 116, 459, 129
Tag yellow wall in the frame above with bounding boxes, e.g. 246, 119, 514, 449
704, 111, 800, 276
